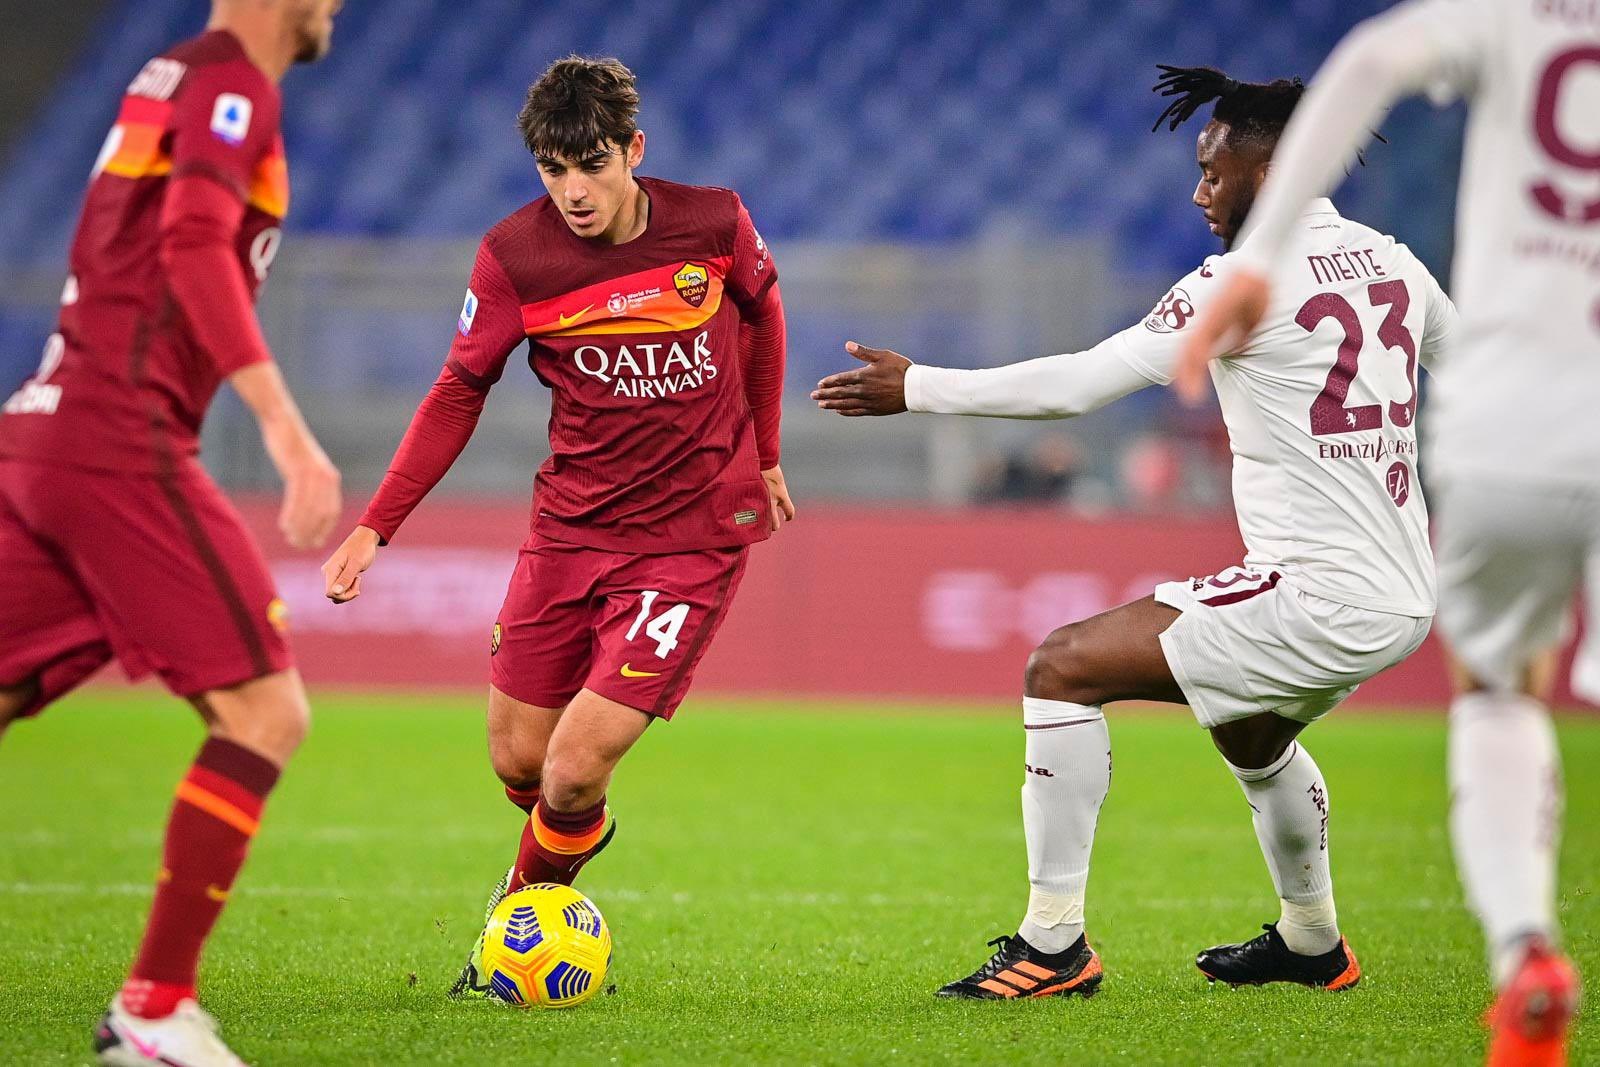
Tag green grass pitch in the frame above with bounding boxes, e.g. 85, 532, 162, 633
0, 691, 1594, 1066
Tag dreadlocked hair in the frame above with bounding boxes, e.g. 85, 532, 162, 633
1151, 64, 1304, 149
519, 56, 641, 160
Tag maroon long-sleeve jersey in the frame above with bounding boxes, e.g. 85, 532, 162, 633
0, 30, 288, 473
361, 176, 786, 554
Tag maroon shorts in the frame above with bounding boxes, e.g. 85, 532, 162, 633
0, 457, 292, 715
490, 534, 749, 720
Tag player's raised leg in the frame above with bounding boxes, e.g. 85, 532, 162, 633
515, 689, 641, 885
938, 596, 1183, 1000
484, 685, 630, 894
451, 687, 638, 1001
97, 670, 309, 1067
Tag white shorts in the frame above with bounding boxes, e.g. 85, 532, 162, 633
1433, 477, 1600, 702
1155, 566, 1432, 730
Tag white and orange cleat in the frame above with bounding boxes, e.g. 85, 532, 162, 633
1485, 939, 1580, 1067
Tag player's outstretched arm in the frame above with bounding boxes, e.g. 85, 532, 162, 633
816, 336, 1158, 420
811, 342, 912, 416
1176, 0, 1482, 400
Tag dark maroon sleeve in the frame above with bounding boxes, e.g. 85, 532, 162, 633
444, 239, 526, 389
723, 198, 777, 310
357, 238, 527, 542
169, 59, 277, 201
357, 368, 488, 543
740, 282, 785, 469
158, 173, 272, 375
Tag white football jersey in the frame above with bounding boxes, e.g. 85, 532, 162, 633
1235, 0, 1600, 485
1402, 0, 1600, 484
1123, 201, 1458, 616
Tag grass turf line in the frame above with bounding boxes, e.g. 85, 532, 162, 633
0, 691, 1594, 1066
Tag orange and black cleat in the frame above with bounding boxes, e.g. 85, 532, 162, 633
936, 933, 1103, 1000
1484, 937, 1580, 1067
1196, 923, 1361, 991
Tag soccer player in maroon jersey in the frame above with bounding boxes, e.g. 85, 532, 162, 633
0, 2, 342, 1063
319, 56, 792, 997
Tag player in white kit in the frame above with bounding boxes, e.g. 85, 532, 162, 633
1179, 5, 1591, 1064
813, 67, 1458, 1000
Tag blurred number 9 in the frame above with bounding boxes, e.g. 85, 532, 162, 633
1529, 45, 1600, 225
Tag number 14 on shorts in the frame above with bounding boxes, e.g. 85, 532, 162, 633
625, 590, 691, 659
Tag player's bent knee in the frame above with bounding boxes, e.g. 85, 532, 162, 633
1024, 626, 1097, 704
539, 750, 611, 812
1209, 714, 1301, 771
0, 679, 40, 722
196, 670, 311, 766
489, 746, 546, 792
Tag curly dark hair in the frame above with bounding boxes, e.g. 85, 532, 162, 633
1150, 64, 1303, 152
518, 55, 641, 160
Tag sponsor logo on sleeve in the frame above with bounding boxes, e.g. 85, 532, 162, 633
210, 93, 253, 146
1143, 287, 1195, 334
458, 289, 479, 336
752, 230, 769, 275
673, 262, 710, 308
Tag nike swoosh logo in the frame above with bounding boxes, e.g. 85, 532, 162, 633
557, 305, 594, 328
620, 663, 661, 678
121, 1027, 162, 1059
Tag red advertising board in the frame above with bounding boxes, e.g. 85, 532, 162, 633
218, 498, 1595, 710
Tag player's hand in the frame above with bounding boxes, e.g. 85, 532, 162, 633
1174, 269, 1271, 405
279, 449, 342, 550
321, 525, 381, 604
761, 465, 796, 533
812, 341, 911, 416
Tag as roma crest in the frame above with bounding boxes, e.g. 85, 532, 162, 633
490, 622, 502, 655
673, 262, 710, 308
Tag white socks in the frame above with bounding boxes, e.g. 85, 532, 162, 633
1017, 697, 1110, 954
1226, 743, 1341, 956
1448, 691, 1563, 987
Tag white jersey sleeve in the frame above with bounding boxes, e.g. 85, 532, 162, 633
1231, 0, 1494, 275
903, 262, 1225, 419
1416, 263, 1461, 372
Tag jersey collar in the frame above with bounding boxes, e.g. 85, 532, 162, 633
1236, 197, 1338, 250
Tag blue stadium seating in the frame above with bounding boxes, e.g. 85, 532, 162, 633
0, 0, 1459, 275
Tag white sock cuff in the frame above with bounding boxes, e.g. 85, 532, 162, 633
1022, 697, 1103, 729
1225, 742, 1300, 783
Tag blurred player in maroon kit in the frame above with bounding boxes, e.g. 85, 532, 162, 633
320, 56, 792, 997
0, 2, 342, 1063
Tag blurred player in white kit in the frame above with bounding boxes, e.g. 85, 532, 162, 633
1181, 3, 1595, 1063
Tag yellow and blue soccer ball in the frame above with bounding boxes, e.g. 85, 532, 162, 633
479, 883, 612, 1008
